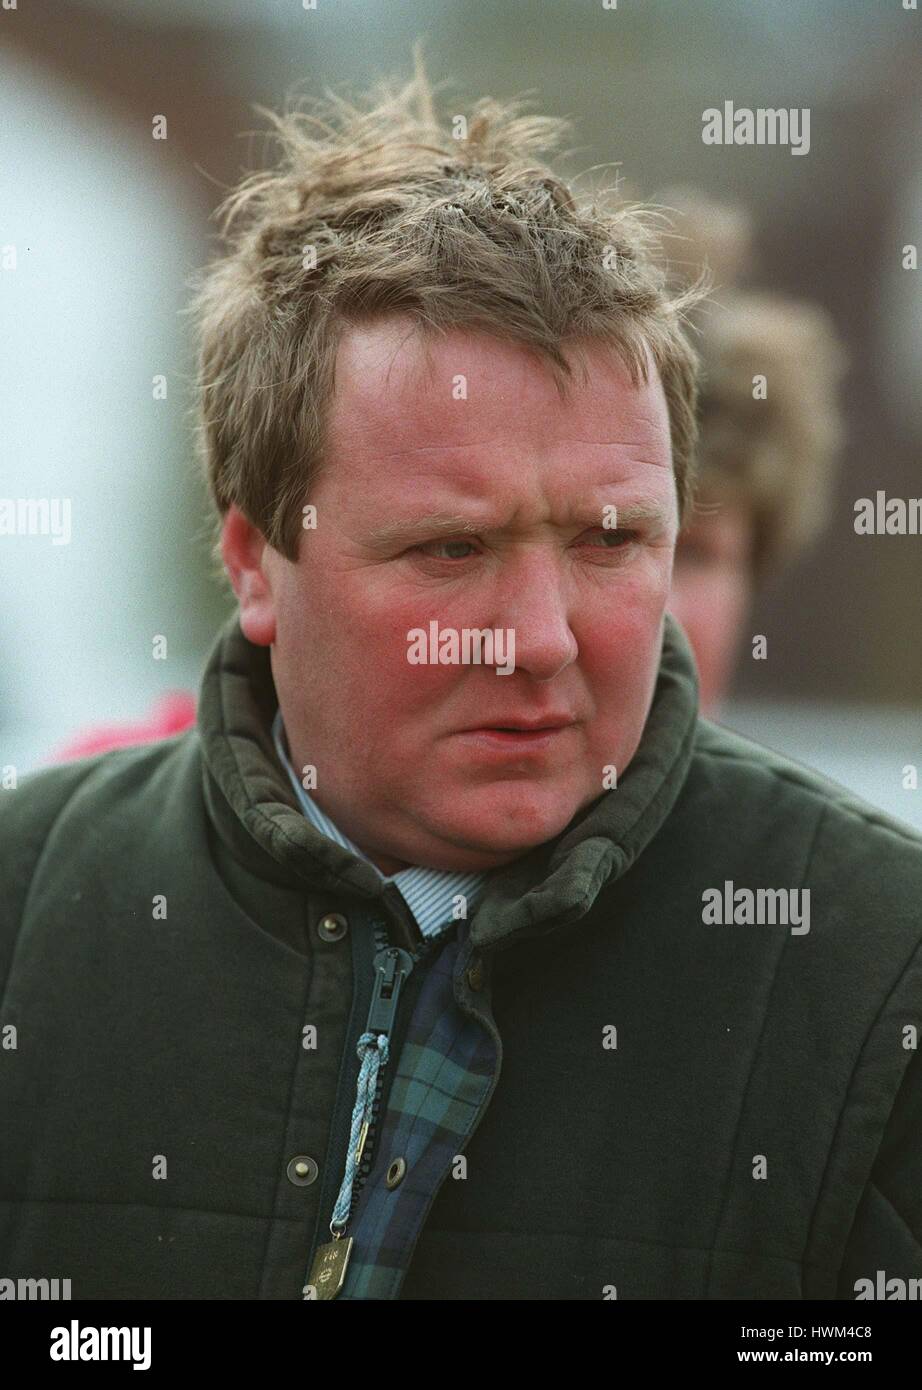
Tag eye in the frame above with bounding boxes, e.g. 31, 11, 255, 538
579, 528, 637, 549
413, 538, 479, 561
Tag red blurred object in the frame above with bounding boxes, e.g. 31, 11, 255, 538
51, 691, 197, 762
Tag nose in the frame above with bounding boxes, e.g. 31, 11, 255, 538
490, 549, 579, 681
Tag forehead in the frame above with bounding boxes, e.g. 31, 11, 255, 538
326, 317, 673, 476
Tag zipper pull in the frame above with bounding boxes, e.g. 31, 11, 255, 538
366, 946, 415, 1036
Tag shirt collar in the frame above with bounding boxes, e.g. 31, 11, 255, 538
270, 707, 489, 938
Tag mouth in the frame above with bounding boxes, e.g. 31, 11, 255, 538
458, 715, 578, 734
453, 721, 577, 754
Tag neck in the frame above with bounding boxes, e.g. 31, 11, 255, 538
369, 851, 413, 877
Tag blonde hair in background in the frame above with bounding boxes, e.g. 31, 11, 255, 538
657, 187, 848, 582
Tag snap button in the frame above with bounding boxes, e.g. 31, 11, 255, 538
317, 913, 349, 943
466, 956, 484, 991
385, 1157, 407, 1189
287, 1155, 319, 1186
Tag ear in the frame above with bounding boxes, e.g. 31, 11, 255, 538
220, 504, 277, 646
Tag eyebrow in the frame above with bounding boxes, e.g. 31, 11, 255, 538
366, 500, 671, 551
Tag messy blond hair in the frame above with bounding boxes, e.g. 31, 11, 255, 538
189, 50, 705, 566
658, 189, 848, 580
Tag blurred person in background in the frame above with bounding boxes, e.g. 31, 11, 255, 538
662, 192, 848, 716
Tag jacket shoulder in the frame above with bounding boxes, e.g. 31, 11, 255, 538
1, 736, 189, 837
692, 716, 922, 855
685, 716, 922, 965
0, 737, 194, 984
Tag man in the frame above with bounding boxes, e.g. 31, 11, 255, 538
2, 65, 921, 1302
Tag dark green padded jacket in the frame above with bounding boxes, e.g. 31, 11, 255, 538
2, 612, 921, 1300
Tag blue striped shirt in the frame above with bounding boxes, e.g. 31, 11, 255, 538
271, 708, 489, 937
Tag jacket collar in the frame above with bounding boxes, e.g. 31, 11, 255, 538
197, 611, 700, 952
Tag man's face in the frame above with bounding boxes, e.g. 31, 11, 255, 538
236, 317, 679, 874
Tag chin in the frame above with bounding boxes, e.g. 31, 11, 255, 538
441, 791, 582, 860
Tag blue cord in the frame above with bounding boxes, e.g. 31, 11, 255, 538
329, 1030, 390, 1234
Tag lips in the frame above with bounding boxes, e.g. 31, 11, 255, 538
454, 723, 575, 756
459, 716, 577, 733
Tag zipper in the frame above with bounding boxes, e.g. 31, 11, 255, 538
303, 912, 436, 1298
347, 922, 438, 1217
346, 921, 412, 1217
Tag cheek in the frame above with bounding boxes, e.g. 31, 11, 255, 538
575, 598, 666, 768
577, 574, 667, 680
331, 577, 466, 714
